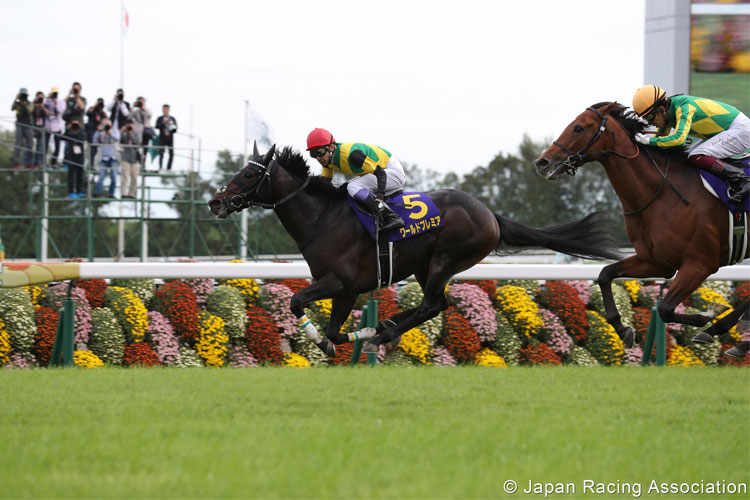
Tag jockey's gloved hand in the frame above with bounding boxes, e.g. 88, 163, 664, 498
634, 133, 651, 145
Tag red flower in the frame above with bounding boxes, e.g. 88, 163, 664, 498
537, 282, 588, 342
732, 282, 750, 307
719, 343, 750, 366
442, 306, 481, 363
246, 306, 284, 365
373, 288, 399, 323
123, 342, 161, 367
154, 281, 200, 343
632, 307, 652, 344
34, 306, 59, 365
520, 343, 562, 365
328, 343, 369, 366
78, 279, 108, 308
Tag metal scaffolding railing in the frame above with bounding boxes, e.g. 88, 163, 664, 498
0, 117, 287, 262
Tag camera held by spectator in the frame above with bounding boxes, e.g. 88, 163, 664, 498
116, 89, 124, 101
70, 119, 81, 132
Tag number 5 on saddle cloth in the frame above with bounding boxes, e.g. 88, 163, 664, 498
349, 191, 445, 288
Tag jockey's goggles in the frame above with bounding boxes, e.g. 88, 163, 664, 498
310, 146, 329, 159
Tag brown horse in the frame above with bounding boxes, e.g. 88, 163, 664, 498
209, 144, 622, 357
534, 102, 749, 354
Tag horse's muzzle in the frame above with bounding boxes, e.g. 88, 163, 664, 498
208, 197, 229, 219
534, 155, 565, 180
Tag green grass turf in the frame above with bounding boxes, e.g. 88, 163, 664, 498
0, 366, 748, 499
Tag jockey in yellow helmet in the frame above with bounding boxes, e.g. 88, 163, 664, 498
632, 85, 750, 203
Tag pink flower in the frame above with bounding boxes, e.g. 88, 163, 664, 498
448, 283, 497, 342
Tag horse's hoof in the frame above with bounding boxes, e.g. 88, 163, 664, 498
692, 331, 714, 344
724, 342, 749, 359
362, 342, 379, 354
385, 335, 402, 353
317, 340, 336, 358
621, 327, 635, 348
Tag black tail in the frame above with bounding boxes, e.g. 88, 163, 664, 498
495, 211, 623, 261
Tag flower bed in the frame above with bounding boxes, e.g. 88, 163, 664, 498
0, 273, 746, 370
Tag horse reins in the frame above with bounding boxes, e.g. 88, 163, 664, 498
217, 159, 311, 212
553, 106, 689, 216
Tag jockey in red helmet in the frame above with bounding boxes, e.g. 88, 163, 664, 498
306, 127, 405, 230
632, 85, 750, 203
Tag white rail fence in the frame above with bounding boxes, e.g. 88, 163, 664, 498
1, 261, 747, 288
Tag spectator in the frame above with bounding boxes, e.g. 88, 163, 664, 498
31, 91, 49, 168
62, 119, 87, 199
130, 96, 154, 168
44, 86, 66, 167
86, 98, 107, 165
92, 121, 119, 198
155, 104, 177, 171
119, 119, 141, 199
105, 88, 130, 139
62, 82, 86, 128
11, 87, 34, 169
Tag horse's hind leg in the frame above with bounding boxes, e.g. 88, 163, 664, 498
693, 300, 749, 344
598, 256, 671, 347
362, 274, 450, 353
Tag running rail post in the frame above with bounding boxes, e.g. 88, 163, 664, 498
641, 304, 667, 367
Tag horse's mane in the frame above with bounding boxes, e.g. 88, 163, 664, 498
274, 146, 349, 199
591, 101, 690, 160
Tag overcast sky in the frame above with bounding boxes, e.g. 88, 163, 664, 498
0, 0, 645, 177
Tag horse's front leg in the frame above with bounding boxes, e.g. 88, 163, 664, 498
290, 274, 347, 357
598, 256, 671, 347
657, 263, 718, 327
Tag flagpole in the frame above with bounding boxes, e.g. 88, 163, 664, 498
120, 0, 124, 89
240, 100, 249, 260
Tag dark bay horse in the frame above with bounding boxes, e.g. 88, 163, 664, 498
534, 102, 749, 355
209, 144, 621, 357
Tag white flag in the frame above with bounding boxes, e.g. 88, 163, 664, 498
122, 2, 129, 34
246, 104, 274, 150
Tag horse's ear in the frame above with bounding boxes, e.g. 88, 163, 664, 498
253, 140, 259, 158
263, 144, 276, 164
598, 102, 621, 116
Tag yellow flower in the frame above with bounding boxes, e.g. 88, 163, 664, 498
398, 328, 432, 364
694, 288, 738, 341
74, 350, 104, 368
283, 352, 311, 368
475, 348, 507, 367
0, 318, 10, 365
109, 287, 148, 342
197, 312, 229, 367
668, 345, 704, 367
496, 285, 543, 338
622, 281, 640, 303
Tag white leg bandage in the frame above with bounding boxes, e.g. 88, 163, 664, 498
347, 327, 377, 342
298, 315, 322, 344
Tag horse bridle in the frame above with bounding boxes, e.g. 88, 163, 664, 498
553, 106, 689, 216
217, 159, 310, 212
552, 106, 638, 176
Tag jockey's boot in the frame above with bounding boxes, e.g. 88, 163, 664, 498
378, 202, 405, 231
356, 191, 404, 231
689, 155, 749, 203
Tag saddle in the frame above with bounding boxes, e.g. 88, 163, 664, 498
348, 191, 445, 287
698, 153, 749, 265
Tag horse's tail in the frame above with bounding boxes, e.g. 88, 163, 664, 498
494, 211, 623, 261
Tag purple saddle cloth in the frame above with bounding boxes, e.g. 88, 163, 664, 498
348, 191, 445, 242
699, 163, 749, 213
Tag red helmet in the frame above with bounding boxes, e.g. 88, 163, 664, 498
306, 128, 335, 150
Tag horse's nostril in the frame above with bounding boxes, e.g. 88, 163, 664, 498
535, 158, 549, 168
208, 199, 220, 207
